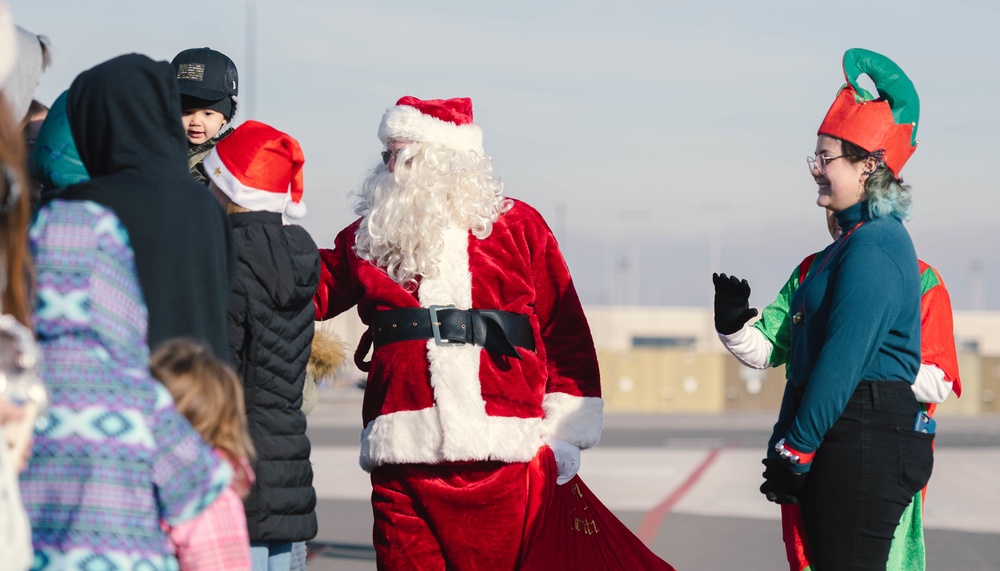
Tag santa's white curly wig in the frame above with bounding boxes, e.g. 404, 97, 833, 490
352, 142, 511, 290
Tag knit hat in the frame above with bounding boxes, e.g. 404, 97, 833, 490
2, 25, 46, 123
817, 48, 920, 178
377, 96, 484, 155
172, 47, 238, 120
204, 120, 306, 218
0, 2, 15, 89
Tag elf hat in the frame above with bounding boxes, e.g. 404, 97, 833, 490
377, 96, 484, 155
817, 48, 920, 178
204, 120, 307, 218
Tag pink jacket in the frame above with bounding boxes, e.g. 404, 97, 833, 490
168, 452, 254, 570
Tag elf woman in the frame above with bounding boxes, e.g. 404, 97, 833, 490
716, 48, 934, 570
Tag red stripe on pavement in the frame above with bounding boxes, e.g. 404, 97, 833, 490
636, 448, 721, 545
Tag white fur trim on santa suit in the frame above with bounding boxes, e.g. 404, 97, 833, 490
204, 148, 308, 217
540, 392, 604, 449
378, 104, 485, 156
357, 224, 602, 471
360, 408, 545, 472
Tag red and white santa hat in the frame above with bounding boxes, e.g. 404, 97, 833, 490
204, 120, 307, 218
377, 96, 484, 155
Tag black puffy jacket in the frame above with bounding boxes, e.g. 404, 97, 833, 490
227, 211, 319, 542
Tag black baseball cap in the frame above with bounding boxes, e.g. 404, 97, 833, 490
171, 47, 238, 102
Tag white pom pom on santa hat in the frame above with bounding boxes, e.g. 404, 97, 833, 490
377, 96, 484, 155
204, 120, 308, 218
283, 199, 307, 219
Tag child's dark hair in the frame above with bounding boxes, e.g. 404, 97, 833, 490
27, 99, 48, 119
150, 339, 255, 487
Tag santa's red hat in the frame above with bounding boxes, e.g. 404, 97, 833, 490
818, 48, 920, 178
204, 120, 307, 218
378, 96, 484, 155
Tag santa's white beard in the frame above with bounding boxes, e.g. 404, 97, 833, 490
352, 144, 509, 290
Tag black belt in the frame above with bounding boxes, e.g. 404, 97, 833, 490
371, 306, 535, 359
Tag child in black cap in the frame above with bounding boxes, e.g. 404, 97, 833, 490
171, 47, 238, 184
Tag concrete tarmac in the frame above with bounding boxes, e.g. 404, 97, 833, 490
303, 394, 1000, 570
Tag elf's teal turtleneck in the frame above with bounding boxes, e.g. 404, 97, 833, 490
771, 200, 921, 470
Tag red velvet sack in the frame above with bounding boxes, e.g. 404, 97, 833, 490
519, 448, 677, 570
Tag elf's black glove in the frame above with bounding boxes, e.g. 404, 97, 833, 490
760, 457, 806, 504
712, 273, 758, 335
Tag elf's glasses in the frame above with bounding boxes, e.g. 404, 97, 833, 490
807, 149, 885, 175
806, 154, 851, 175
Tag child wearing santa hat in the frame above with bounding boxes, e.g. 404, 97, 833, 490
204, 120, 318, 571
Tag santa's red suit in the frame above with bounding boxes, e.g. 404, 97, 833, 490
316, 201, 602, 466
314, 97, 603, 569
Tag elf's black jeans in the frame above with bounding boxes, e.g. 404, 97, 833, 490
799, 380, 934, 570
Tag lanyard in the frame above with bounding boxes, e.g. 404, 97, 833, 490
793, 220, 865, 324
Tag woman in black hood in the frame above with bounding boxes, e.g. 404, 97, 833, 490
55, 53, 235, 359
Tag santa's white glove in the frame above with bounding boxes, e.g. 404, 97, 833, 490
546, 438, 581, 485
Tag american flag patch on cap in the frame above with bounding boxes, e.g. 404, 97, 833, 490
176, 63, 205, 81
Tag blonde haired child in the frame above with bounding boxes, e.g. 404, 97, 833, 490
151, 339, 256, 571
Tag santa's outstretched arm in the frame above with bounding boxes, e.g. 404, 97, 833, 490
531, 226, 603, 451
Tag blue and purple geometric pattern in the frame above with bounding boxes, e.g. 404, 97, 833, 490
21, 200, 230, 571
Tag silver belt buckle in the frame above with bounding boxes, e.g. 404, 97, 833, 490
428, 305, 458, 347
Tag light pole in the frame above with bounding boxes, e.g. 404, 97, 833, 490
704, 202, 728, 351
554, 202, 566, 242
244, 0, 257, 121
970, 258, 985, 311
706, 202, 727, 274
620, 210, 649, 306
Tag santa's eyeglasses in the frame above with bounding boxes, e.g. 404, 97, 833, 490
381, 149, 402, 166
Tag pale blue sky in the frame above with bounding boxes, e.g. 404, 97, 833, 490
10, 0, 1000, 310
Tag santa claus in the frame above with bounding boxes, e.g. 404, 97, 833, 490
314, 96, 603, 569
